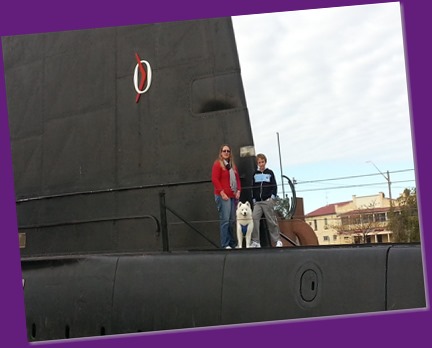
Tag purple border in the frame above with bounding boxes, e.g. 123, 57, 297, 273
0, 0, 430, 347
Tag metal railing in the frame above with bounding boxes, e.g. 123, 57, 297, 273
159, 191, 219, 251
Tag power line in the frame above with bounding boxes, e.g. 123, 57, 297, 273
295, 179, 415, 193
294, 169, 414, 185
275, 169, 415, 194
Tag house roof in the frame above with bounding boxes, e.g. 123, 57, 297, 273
306, 204, 397, 218
305, 201, 350, 218
337, 207, 392, 217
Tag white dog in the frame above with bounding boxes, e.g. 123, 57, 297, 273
236, 201, 254, 248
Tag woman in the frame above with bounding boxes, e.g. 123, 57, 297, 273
211, 144, 241, 249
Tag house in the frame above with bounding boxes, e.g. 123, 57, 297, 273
305, 192, 395, 245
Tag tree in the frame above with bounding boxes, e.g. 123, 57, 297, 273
388, 188, 420, 243
330, 201, 388, 244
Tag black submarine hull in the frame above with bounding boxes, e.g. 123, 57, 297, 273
22, 244, 425, 341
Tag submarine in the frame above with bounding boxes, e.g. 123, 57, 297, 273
1, 17, 426, 342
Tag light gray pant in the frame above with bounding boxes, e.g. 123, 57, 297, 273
251, 199, 281, 244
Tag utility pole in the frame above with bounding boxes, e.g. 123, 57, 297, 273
366, 161, 392, 205
277, 132, 285, 199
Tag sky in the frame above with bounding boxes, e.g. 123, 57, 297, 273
231, 2, 416, 214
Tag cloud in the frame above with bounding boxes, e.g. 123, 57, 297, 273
232, 3, 413, 170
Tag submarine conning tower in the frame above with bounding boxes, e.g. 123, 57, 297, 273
3, 17, 257, 256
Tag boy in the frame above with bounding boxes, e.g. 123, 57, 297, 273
250, 154, 283, 247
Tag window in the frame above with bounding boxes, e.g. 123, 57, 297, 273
375, 213, 386, 222
361, 214, 373, 223
351, 216, 361, 224
323, 236, 330, 242
314, 220, 318, 231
